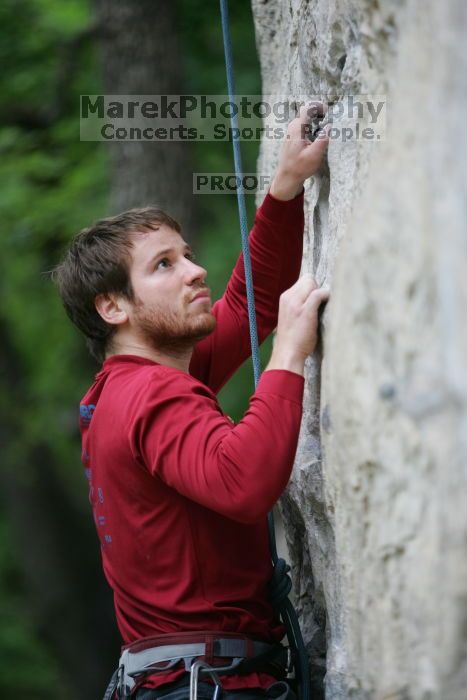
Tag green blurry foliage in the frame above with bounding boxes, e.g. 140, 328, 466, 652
0, 521, 66, 698
0, 0, 106, 695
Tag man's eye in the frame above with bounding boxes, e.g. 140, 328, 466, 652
156, 258, 170, 270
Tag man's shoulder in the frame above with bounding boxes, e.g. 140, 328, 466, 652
117, 364, 218, 430
80, 360, 214, 431
105, 361, 214, 403
105, 361, 203, 390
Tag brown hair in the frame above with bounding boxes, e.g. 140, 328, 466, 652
52, 207, 181, 362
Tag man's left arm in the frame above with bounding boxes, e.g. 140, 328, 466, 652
190, 103, 330, 393
189, 190, 304, 392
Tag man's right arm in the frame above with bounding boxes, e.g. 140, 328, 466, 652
130, 365, 305, 524
265, 273, 330, 376
129, 275, 329, 523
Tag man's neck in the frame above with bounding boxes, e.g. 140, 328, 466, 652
107, 340, 193, 373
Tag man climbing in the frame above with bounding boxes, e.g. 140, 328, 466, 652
53, 105, 330, 700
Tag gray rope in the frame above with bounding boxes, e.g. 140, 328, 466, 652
219, 3, 311, 700
219, 0, 261, 387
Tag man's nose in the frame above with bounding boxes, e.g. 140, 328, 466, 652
184, 259, 207, 285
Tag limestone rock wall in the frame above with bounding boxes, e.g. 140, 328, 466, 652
251, 1, 467, 698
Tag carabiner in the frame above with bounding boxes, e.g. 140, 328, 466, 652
189, 660, 222, 700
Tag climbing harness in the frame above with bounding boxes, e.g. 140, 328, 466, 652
219, 2, 312, 700
103, 632, 290, 699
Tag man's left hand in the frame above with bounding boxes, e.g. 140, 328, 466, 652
270, 101, 330, 201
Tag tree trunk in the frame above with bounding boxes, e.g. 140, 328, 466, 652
93, 0, 197, 232
252, 1, 467, 698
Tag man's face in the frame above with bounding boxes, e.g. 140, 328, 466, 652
124, 225, 216, 351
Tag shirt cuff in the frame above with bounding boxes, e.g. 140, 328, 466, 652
256, 188, 305, 227
255, 369, 305, 405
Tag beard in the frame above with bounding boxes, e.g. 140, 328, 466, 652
132, 298, 217, 355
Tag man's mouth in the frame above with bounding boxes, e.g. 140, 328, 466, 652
190, 290, 211, 303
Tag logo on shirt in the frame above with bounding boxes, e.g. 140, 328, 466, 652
80, 404, 96, 424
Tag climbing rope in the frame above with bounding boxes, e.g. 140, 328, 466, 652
219, 0, 261, 387
219, 3, 311, 700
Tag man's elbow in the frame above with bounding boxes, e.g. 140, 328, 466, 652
217, 491, 277, 525
214, 447, 289, 523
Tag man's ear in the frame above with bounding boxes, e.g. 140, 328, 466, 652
95, 293, 129, 326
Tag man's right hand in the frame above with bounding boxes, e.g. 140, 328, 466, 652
266, 274, 330, 376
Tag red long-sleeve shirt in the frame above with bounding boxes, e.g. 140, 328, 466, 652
80, 190, 305, 691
